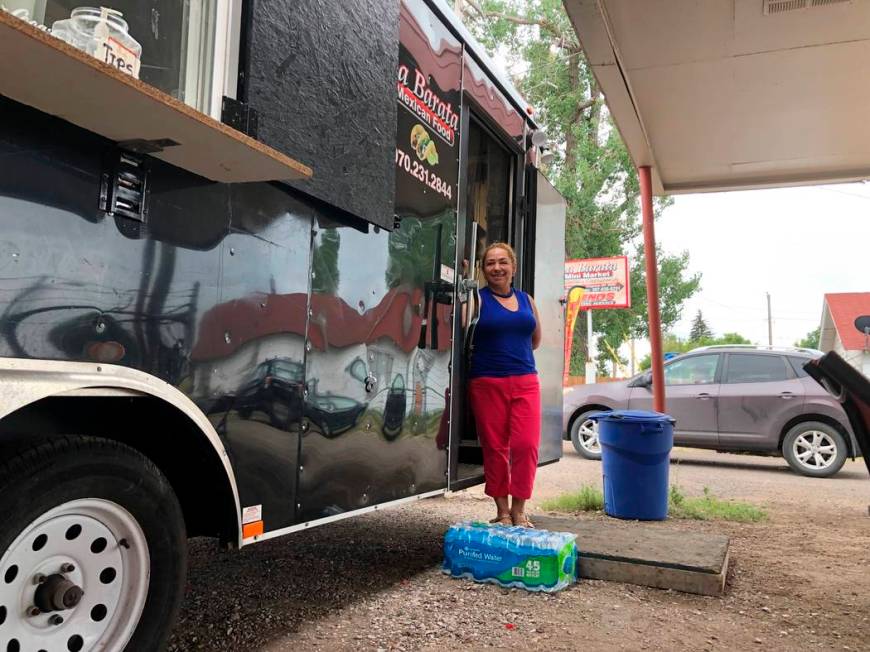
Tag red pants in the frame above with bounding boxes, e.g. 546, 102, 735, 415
468, 374, 541, 500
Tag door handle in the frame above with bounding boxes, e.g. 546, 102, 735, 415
462, 222, 480, 348
696, 392, 711, 400
779, 392, 795, 400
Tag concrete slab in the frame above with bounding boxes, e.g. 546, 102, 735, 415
533, 515, 730, 597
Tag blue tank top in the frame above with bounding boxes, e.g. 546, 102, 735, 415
469, 287, 537, 378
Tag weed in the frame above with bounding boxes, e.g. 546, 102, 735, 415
543, 483, 766, 523
668, 485, 767, 523
540, 484, 604, 512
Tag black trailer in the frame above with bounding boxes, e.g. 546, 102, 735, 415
0, 1, 566, 649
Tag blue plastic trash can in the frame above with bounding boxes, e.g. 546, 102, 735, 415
590, 410, 675, 520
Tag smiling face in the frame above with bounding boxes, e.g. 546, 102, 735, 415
482, 246, 515, 291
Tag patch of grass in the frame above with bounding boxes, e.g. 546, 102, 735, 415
540, 484, 604, 512
668, 485, 767, 523
542, 484, 767, 523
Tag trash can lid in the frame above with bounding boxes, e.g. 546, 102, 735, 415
588, 409, 675, 424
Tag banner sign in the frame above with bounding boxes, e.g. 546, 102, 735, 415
563, 286, 586, 381
564, 256, 631, 310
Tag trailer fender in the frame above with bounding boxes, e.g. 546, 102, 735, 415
0, 357, 242, 545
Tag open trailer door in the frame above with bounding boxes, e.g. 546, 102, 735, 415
533, 171, 567, 464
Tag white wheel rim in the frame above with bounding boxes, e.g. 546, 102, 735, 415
793, 430, 838, 470
0, 498, 149, 652
578, 419, 601, 454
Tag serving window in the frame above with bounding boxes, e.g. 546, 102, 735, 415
4, 0, 233, 116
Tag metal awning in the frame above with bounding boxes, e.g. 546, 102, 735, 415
564, 0, 870, 195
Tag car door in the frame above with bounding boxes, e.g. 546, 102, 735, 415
628, 353, 721, 447
717, 353, 805, 451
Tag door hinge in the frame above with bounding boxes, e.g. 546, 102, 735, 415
99, 150, 149, 222
221, 96, 259, 138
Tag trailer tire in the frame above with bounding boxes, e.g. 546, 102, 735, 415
0, 436, 186, 652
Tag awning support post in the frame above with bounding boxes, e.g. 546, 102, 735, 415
639, 166, 666, 413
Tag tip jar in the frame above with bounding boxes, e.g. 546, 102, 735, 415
51, 6, 142, 78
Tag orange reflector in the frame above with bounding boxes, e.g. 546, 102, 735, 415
243, 520, 264, 538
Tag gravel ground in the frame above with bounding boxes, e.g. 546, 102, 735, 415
168, 444, 870, 651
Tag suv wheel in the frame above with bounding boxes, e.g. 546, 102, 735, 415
782, 421, 847, 478
570, 411, 604, 460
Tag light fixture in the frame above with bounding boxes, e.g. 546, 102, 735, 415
530, 129, 547, 147
540, 148, 555, 165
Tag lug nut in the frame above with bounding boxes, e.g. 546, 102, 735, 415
48, 614, 64, 626
27, 606, 41, 617
33, 574, 46, 585
60, 563, 75, 573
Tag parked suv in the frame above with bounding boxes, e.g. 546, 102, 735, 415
563, 346, 860, 477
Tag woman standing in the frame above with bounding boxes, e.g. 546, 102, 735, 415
468, 242, 542, 527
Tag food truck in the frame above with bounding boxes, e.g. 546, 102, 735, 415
0, 0, 566, 648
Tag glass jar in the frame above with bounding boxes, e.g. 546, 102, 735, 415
2, 1, 47, 24
51, 7, 142, 78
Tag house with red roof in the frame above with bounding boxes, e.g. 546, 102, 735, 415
819, 293, 870, 377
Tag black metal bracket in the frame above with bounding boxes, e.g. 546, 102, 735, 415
221, 96, 259, 138
99, 149, 149, 222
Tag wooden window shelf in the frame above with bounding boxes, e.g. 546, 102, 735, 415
0, 11, 311, 183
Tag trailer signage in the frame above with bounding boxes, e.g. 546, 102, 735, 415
394, 5, 461, 219
397, 64, 458, 147
395, 144, 452, 199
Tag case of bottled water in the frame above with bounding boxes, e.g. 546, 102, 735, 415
442, 521, 577, 592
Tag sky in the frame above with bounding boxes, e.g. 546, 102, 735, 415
651, 181, 870, 348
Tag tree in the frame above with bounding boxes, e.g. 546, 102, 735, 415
461, 0, 700, 371
795, 327, 820, 349
689, 310, 713, 343
311, 229, 340, 294
718, 332, 752, 345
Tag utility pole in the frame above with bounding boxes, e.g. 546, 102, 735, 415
585, 310, 596, 383
766, 292, 773, 345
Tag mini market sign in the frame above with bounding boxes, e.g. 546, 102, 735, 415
564, 256, 630, 310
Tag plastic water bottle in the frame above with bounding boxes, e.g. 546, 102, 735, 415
442, 521, 577, 592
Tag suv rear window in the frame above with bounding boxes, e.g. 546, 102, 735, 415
787, 356, 812, 378
725, 354, 789, 383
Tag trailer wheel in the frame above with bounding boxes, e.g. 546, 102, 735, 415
0, 436, 186, 652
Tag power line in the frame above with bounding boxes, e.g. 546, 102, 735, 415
699, 297, 817, 317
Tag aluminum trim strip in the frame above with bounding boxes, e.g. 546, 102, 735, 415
241, 488, 447, 546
